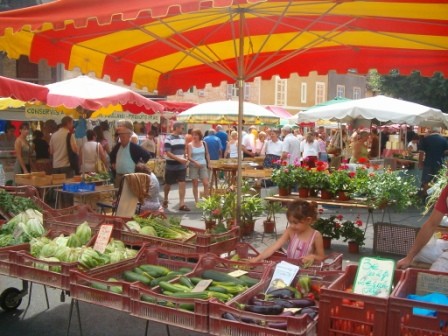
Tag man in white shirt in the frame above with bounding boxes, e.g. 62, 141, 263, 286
281, 125, 301, 165
242, 125, 257, 158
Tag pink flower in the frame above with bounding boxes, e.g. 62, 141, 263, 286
356, 219, 363, 227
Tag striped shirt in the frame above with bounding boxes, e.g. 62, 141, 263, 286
164, 134, 186, 171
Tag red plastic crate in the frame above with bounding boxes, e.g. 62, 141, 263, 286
208, 270, 342, 336
10, 230, 138, 291
0, 243, 29, 276
69, 246, 200, 312
45, 209, 128, 233
388, 268, 448, 336
318, 264, 404, 336
118, 225, 239, 254
130, 253, 272, 333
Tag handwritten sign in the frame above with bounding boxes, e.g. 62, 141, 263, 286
192, 279, 213, 293
353, 257, 395, 298
228, 270, 248, 278
93, 224, 114, 253
417, 272, 448, 296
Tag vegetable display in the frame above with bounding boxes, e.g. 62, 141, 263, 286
29, 224, 138, 272
0, 190, 39, 215
0, 209, 45, 247
126, 216, 195, 241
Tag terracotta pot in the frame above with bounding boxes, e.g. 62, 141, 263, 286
323, 236, 332, 249
348, 241, 360, 254
278, 187, 291, 197
337, 191, 350, 201
240, 220, 255, 236
205, 220, 217, 230
226, 218, 237, 230
298, 188, 310, 198
320, 189, 333, 200
309, 189, 318, 197
263, 220, 276, 234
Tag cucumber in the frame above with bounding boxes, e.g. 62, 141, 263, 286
91, 281, 108, 291
189, 277, 203, 285
201, 270, 244, 285
122, 270, 152, 285
239, 275, 258, 287
178, 267, 193, 274
141, 294, 156, 303
150, 272, 181, 287
207, 286, 228, 294
139, 264, 170, 277
165, 291, 209, 299
178, 276, 194, 289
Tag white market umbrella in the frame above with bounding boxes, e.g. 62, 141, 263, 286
296, 95, 447, 128
177, 100, 280, 125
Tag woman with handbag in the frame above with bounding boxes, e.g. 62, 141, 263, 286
80, 130, 109, 174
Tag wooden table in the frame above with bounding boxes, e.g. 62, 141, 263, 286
265, 193, 391, 233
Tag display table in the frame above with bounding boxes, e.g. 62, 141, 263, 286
265, 193, 391, 233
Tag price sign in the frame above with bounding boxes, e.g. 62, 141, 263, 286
192, 279, 213, 292
93, 224, 114, 253
228, 270, 248, 278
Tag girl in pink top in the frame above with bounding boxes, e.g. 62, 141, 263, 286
251, 200, 325, 265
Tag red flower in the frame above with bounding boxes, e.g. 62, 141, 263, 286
281, 160, 287, 166
318, 208, 324, 214
355, 219, 363, 227
339, 164, 349, 170
335, 223, 341, 229
336, 214, 344, 220
358, 157, 368, 164
349, 172, 356, 178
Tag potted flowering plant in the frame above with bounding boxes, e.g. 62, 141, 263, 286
197, 194, 223, 229
313, 213, 343, 249
240, 194, 265, 235
340, 218, 366, 252
329, 166, 355, 196
272, 163, 296, 195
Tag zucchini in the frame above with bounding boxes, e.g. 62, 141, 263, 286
178, 267, 193, 274
122, 270, 152, 285
201, 270, 244, 285
189, 277, 203, 285
207, 286, 228, 294
139, 264, 170, 277
239, 275, 258, 287
141, 294, 156, 303
159, 281, 190, 293
179, 303, 195, 311
165, 291, 209, 299
91, 281, 108, 291
178, 276, 194, 289
150, 272, 181, 287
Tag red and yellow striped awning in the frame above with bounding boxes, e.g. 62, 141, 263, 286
0, 0, 446, 94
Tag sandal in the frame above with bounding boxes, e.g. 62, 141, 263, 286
179, 205, 191, 212
162, 200, 169, 208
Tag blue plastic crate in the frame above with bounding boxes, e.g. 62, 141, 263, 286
62, 182, 95, 192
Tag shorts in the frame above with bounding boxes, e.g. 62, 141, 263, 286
165, 168, 187, 185
189, 165, 209, 180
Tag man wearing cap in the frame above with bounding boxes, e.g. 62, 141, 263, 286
109, 121, 152, 188
163, 122, 190, 211
281, 125, 301, 165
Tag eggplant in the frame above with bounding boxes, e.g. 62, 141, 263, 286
243, 304, 284, 315
284, 298, 316, 308
272, 299, 296, 309
241, 317, 258, 324
267, 321, 288, 330
222, 312, 240, 321
249, 294, 273, 306
300, 307, 318, 320
266, 288, 295, 299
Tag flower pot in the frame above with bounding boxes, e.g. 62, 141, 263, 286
263, 220, 276, 234
323, 236, 332, 249
226, 218, 237, 230
337, 191, 350, 201
298, 188, 310, 198
240, 220, 255, 236
348, 241, 360, 254
205, 220, 217, 230
309, 189, 318, 197
278, 187, 291, 196
320, 189, 333, 200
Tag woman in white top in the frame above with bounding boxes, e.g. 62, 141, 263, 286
224, 131, 239, 159
263, 130, 283, 168
186, 129, 210, 204
254, 131, 267, 157
80, 130, 109, 173
14, 123, 32, 174
300, 132, 320, 168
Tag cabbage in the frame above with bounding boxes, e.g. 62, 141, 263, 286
108, 251, 122, 264
26, 218, 45, 237
66, 233, 82, 248
53, 235, 69, 247
75, 222, 92, 245
39, 242, 58, 258
54, 246, 71, 262
30, 237, 51, 256
124, 248, 138, 259
140, 226, 157, 237
125, 221, 141, 233
0, 233, 13, 247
